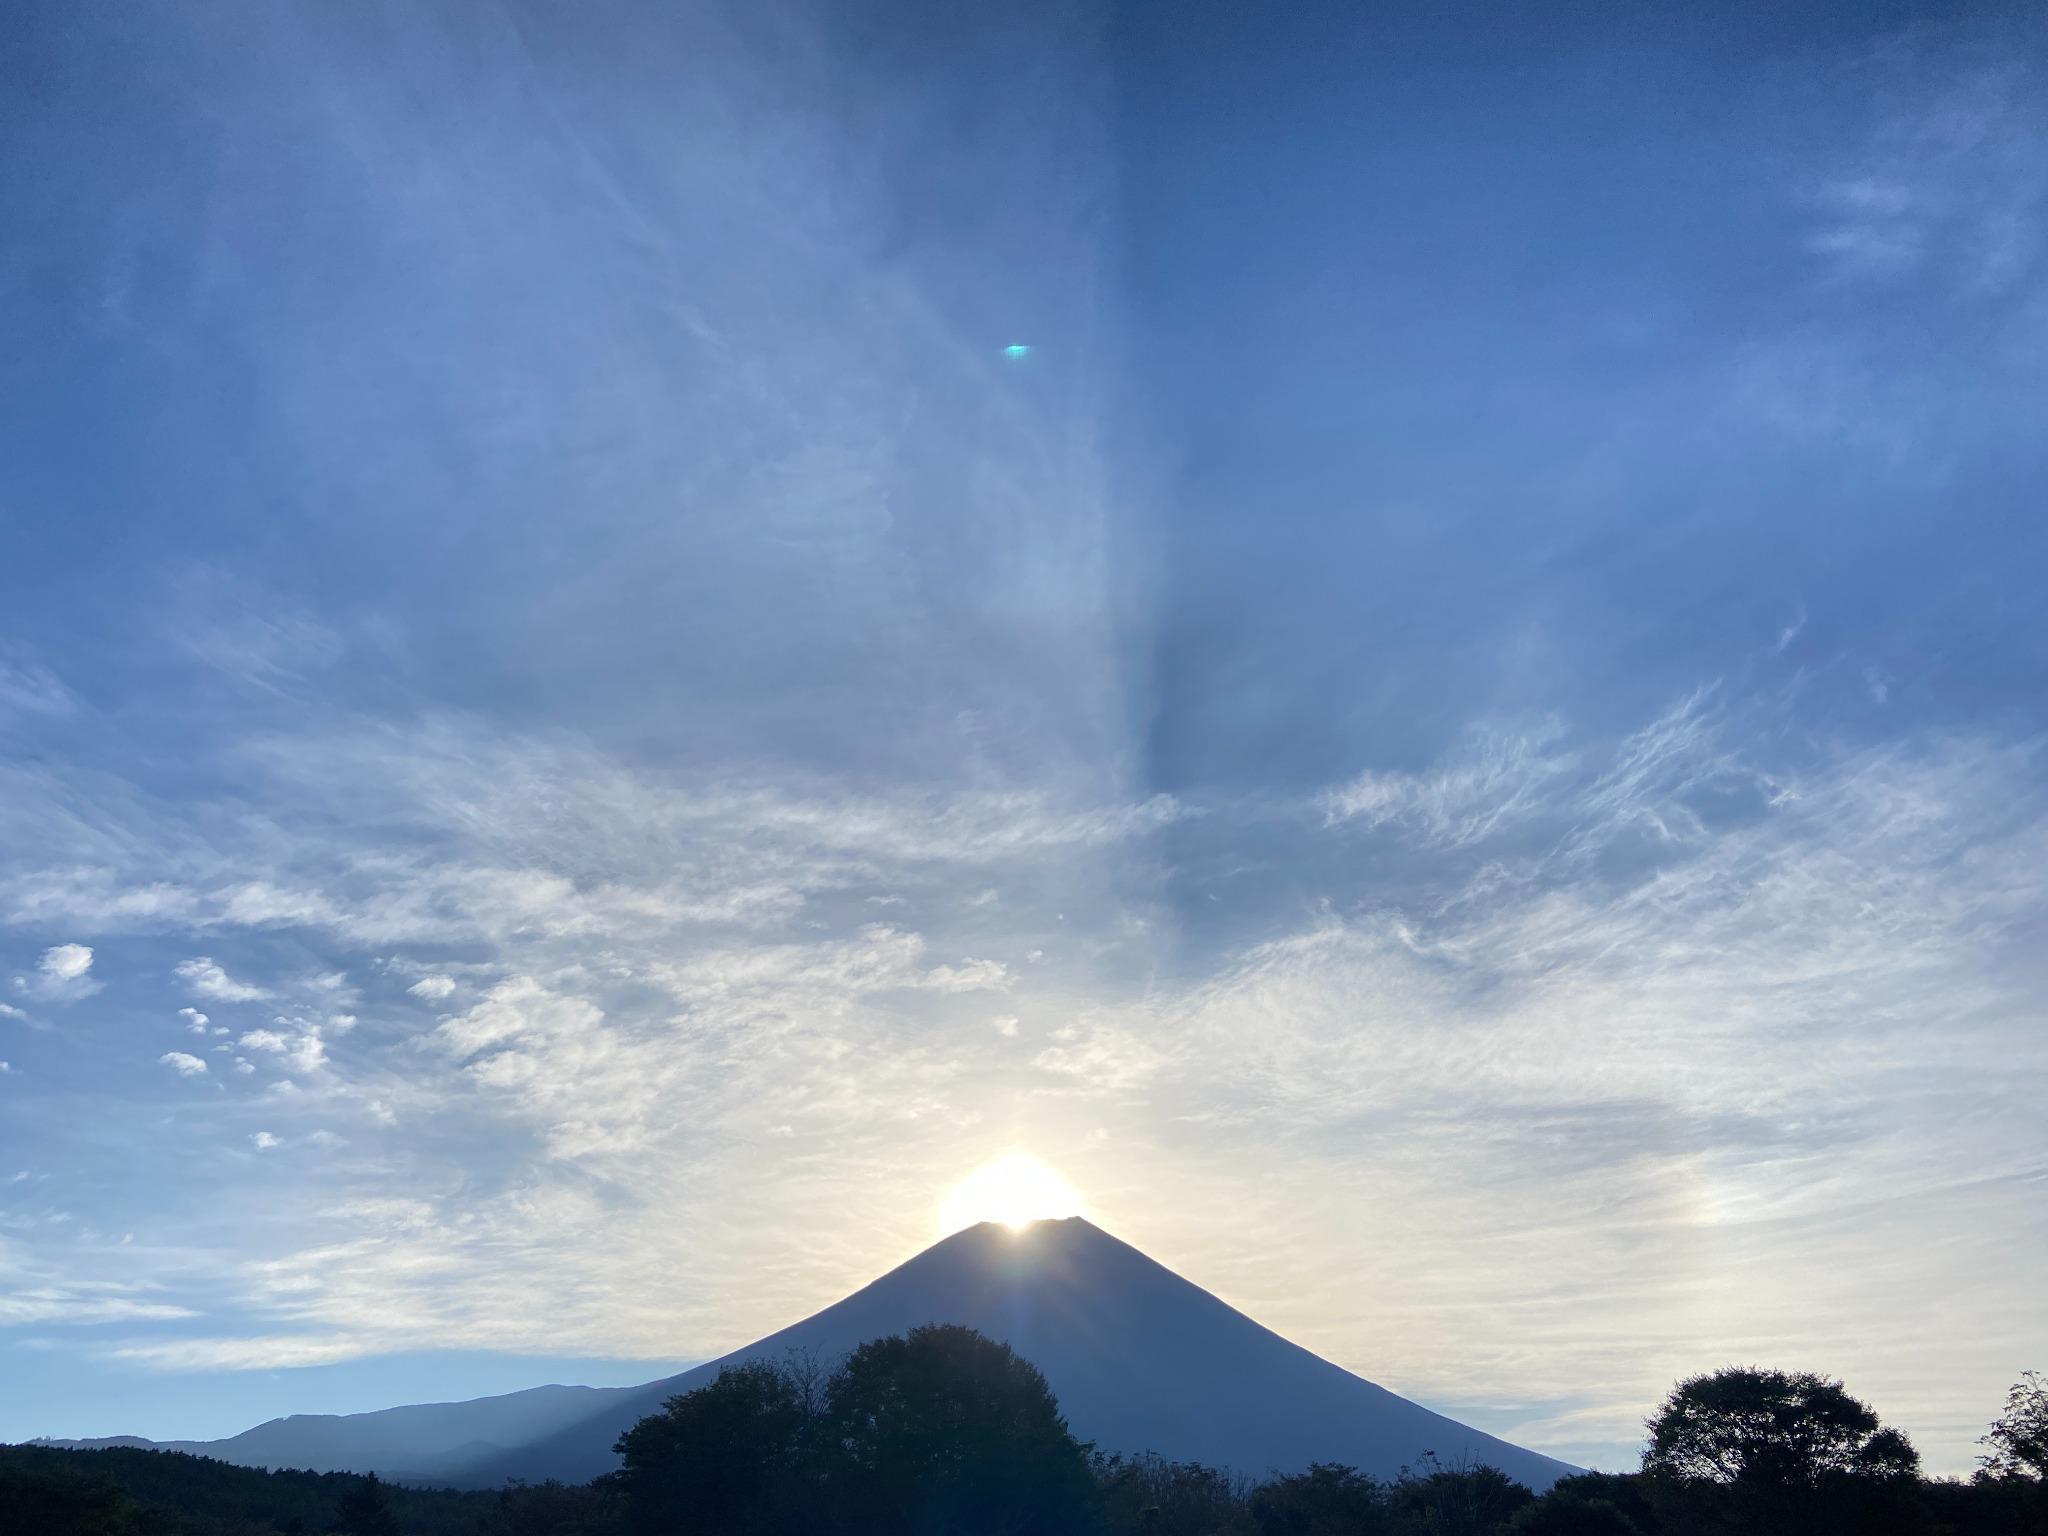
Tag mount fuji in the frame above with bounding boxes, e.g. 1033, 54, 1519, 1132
42, 1218, 1575, 1491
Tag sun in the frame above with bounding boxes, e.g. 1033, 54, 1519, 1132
938, 1152, 1086, 1235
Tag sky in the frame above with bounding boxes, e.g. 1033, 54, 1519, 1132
2, 0, 2045, 1478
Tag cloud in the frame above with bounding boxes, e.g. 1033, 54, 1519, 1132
1804, 39, 2047, 300
40, 944, 93, 983
158, 1052, 208, 1077
0, 1292, 196, 1327
1323, 722, 1575, 847
238, 1026, 326, 1074
407, 976, 456, 1000
0, 658, 2036, 1474
12, 942, 101, 1003
1772, 606, 1807, 654
0, 660, 75, 719
107, 1333, 380, 1371
179, 1007, 210, 1034
175, 957, 270, 1003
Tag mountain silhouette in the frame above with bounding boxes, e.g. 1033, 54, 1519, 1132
41, 1218, 1575, 1490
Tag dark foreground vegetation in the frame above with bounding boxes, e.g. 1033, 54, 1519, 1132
7, 1332, 2042, 1536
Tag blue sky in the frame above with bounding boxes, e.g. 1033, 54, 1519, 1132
2, 0, 2044, 1476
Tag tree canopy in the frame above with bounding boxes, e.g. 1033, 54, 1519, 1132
1643, 1367, 1919, 1488
613, 1325, 1096, 1536
1979, 1370, 2047, 1482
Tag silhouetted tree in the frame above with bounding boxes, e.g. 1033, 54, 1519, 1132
1979, 1371, 2047, 1483
1644, 1368, 1918, 1487
1519, 1472, 1658, 1534
1506, 1487, 1643, 1535
1095, 1451, 1253, 1535
1249, 1461, 1394, 1536
1643, 1368, 1919, 1535
824, 1323, 1099, 1536
332, 1472, 402, 1536
477, 1477, 625, 1535
614, 1358, 818, 1535
1387, 1454, 1534, 1536
0, 1464, 139, 1536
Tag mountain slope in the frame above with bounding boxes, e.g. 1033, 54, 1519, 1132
34, 1383, 640, 1479
464, 1217, 1573, 1490
45, 1218, 1575, 1491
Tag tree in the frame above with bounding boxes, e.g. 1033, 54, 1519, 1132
478, 1477, 626, 1536
1096, 1451, 1254, 1536
1980, 1371, 2047, 1482
613, 1357, 819, 1535
1386, 1454, 1534, 1536
1248, 1462, 1393, 1536
1515, 1472, 1658, 1535
1643, 1368, 1921, 1536
824, 1323, 1099, 1536
1506, 1488, 1642, 1536
331, 1471, 401, 1536
1643, 1368, 1919, 1489
0, 1465, 140, 1536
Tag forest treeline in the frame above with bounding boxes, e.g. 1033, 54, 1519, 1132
5, 1329, 2042, 1536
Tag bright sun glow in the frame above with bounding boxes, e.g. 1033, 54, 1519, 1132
938, 1153, 1086, 1235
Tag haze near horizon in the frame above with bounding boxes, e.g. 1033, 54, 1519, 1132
2, 0, 2044, 1479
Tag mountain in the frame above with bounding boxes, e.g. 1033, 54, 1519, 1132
36, 1383, 631, 1481
38, 1218, 1575, 1491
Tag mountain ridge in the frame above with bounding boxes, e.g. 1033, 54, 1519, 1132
34, 1218, 1575, 1491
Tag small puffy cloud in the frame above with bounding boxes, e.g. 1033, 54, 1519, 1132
236, 1026, 326, 1073
365, 1098, 396, 1126
40, 945, 93, 983
158, 1052, 208, 1077
249, 1131, 280, 1151
233, 1058, 255, 1075
992, 1014, 1020, 1037
175, 957, 269, 1003
327, 1013, 358, 1033
0, 1061, 12, 1074
305, 1129, 345, 1149
14, 943, 100, 1002
0, 1001, 24, 1020
179, 1007, 210, 1035
407, 975, 456, 1000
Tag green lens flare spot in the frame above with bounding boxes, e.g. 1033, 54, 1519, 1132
1003, 344, 1032, 359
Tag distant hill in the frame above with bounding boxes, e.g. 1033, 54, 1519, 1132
36, 1218, 1576, 1492
34, 1381, 634, 1482
0, 1443, 494, 1534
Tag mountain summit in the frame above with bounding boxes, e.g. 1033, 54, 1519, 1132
51, 1218, 1575, 1490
